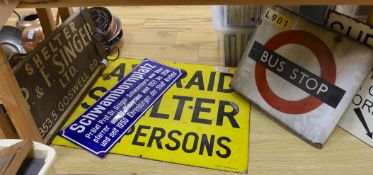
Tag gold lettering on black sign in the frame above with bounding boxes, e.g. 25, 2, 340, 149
14, 9, 105, 143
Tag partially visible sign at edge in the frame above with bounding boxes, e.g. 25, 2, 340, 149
326, 9, 373, 147
325, 10, 373, 48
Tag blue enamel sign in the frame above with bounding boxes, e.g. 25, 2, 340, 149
59, 59, 185, 158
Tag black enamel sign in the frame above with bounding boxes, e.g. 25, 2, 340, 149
13, 8, 105, 143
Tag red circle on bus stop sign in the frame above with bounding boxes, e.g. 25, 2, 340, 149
255, 30, 336, 114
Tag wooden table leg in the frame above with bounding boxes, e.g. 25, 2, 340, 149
0, 0, 19, 29
0, 48, 43, 142
58, 7, 73, 22
36, 8, 56, 38
367, 6, 373, 25
0, 112, 10, 138
0, 106, 17, 139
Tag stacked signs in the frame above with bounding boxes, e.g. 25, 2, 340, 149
53, 58, 250, 172
13, 9, 105, 143
325, 10, 373, 147
231, 6, 373, 147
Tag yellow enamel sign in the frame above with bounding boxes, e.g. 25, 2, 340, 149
52, 58, 250, 173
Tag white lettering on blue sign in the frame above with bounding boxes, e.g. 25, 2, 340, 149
59, 59, 185, 158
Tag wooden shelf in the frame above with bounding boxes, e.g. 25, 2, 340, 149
16, 0, 373, 8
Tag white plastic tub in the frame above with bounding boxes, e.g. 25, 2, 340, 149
0, 139, 56, 175
211, 5, 261, 66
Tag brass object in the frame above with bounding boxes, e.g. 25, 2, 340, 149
108, 16, 123, 46
21, 23, 44, 53
17, 11, 49, 53
16, 12, 40, 30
